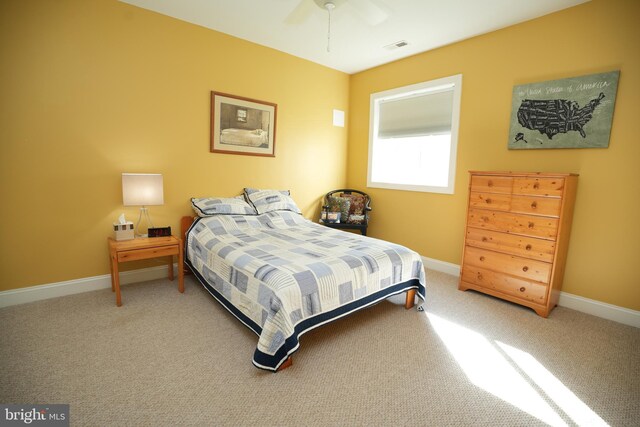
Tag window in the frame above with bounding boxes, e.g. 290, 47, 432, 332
367, 74, 462, 194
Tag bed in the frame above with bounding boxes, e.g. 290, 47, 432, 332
183, 190, 426, 371
220, 128, 268, 147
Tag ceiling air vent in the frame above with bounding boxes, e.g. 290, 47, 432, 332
384, 40, 408, 50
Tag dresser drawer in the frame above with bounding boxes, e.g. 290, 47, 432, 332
461, 265, 549, 304
470, 175, 513, 194
465, 227, 555, 262
464, 246, 551, 283
469, 192, 511, 211
513, 177, 564, 197
511, 195, 562, 217
467, 208, 559, 239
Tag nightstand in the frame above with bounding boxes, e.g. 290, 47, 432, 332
107, 236, 184, 306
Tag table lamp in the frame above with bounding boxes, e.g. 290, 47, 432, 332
122, 173, 164, 237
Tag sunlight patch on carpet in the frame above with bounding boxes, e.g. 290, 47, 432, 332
497, 342, 609, 427
427, 313, 609, 427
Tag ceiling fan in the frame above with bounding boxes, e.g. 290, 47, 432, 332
285, 0, 389, 27
285, 0, 389, 52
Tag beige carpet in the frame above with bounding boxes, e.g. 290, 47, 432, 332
1, 270, 638, 426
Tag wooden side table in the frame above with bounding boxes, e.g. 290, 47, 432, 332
108, 236, 184, 306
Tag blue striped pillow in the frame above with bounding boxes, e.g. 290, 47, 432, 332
191, 196, 257, 217
244, 188, 302, 215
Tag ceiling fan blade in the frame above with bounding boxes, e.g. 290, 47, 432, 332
347, 0, 389, 26
285, 0, 315, 25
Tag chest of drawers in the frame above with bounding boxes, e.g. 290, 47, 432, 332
458, 171, 578, 317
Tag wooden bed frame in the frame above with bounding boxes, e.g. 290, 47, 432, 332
180, 215, 416, 371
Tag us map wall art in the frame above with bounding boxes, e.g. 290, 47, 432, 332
508, 71, 619, 149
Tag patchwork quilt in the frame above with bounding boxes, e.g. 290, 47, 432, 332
185, 210, 426, 371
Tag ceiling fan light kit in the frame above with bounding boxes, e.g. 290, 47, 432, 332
313, 0, 346, 9
324, 2, 336, 11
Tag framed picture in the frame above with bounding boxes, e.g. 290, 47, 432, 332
210, 91, 277, 157
508, 71, 619, 149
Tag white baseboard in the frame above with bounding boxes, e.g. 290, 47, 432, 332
421, 256, 639, 328
2, 258, 638, 328
557, 292, 640, 328
0, 264, 178, 309
422, 256, 461, 276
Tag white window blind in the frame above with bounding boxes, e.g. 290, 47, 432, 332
377, 89, 454, 138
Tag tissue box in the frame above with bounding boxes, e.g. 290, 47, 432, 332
113, 222, 135, 241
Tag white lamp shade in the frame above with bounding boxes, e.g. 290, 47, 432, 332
122, 173, 164, 206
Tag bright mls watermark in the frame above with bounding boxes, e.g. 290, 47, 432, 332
0, 405, 69, 426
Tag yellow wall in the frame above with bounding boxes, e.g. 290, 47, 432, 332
2, 0, 638, 312
0, 0, 349, 290
348, 0, 640, 310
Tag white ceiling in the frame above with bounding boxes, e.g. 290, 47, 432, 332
120, 0, 589, 74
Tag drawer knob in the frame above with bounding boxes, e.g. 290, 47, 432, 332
528, 222, 535, 229
482, 237, 488, 242
479, 256, 485, 261
525, 244, 532, 251
522, 266, 529, 272
485, 198, 492, 204
519, 287, 526, 292
531, 201, 537, 209
477, 272, 483, 280
533, 182, 540, 189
